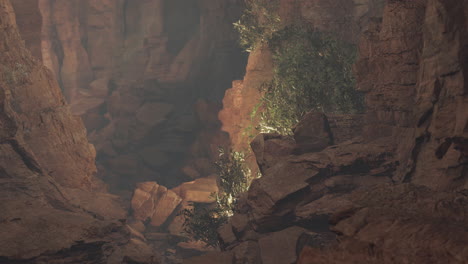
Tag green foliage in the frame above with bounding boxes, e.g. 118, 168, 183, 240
181, 148, 251, 248
241, 102, 262, 140
233, 0, 281, 52
180, 203, 226, 248
258, 26, 365, 135
215, 148, 250, 212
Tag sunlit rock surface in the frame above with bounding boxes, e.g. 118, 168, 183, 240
172, 176, 219, 203
131, 182, 182, 227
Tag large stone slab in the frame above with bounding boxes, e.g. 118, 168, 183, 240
172, 176, 219, 203
131, 182, 182, 227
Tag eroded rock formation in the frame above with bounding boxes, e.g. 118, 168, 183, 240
219, 0, 384, 157
12, 0, 247, 190
3, 0, 467, 262
186, 0, 468, 263
0, 0, 156, 262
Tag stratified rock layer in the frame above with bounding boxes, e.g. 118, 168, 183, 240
12, 0, 247, 189
187, 0, 468, 263
0, 1, 155, 262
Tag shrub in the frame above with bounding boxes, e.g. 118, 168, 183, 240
181, 148, 251, 248
180, 202, 226, 248
215, 148, 250, 209
258, 26, 365, 134
233, 0, 281, 52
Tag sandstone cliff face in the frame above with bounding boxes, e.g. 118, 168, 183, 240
12, 0, 247, 189
0, 1, 155, 262
219, 0, 384, 157
186, 0, 468, 263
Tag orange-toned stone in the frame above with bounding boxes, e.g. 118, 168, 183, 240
131, 182, 182, 227
172, 176, 219, 203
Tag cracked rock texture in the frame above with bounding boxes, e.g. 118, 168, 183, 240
187, 0, 468, 263
12, 0, 247, 189
218, 0, 384, 172
0, 1, 156, 262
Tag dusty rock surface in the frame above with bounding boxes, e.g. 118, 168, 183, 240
3, 0, 467, 263
172, 176, 219, 203
11, 0, 247, 190
186, 0, 468, 263
0, 1, 157, 262
131, 182, 182, 227
218, 0, 384, 174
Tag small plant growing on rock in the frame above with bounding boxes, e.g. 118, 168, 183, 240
181, 148, 251, 248
233, 0, 281, 52
180, 202, 226, 248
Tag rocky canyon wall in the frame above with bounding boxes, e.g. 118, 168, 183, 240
186, 0, 468, 263
12, 0, 247, 190
219, 0, 385, 156
0, 1, 157, 262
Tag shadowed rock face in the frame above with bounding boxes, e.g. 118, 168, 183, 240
11, 0, 247, 190
0, 1, 157, 262
3, 0, 467, 262
186, 0, 468, 263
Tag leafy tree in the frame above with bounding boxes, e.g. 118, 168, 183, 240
233, 0, 281, 52
258, 26, 364, 134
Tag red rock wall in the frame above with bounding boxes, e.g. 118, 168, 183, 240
9, 0, 42, 60
12, 0, 247, 189
0, 1, 155, 262
400, 0, 468, 191
356, 0, 468, 191
5, 1, 97, 190
218, 0, 384, 158
186, 0, 468, 263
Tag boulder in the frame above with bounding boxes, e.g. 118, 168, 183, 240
172, 176, 219, 203
251, 133, 295, 173
131, 182, 182, 227
247, 160, 320, 231
128, 219, 146, 234
293, 112, 333, 154
218, 222, 237, 248
230, 213, 250, 237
